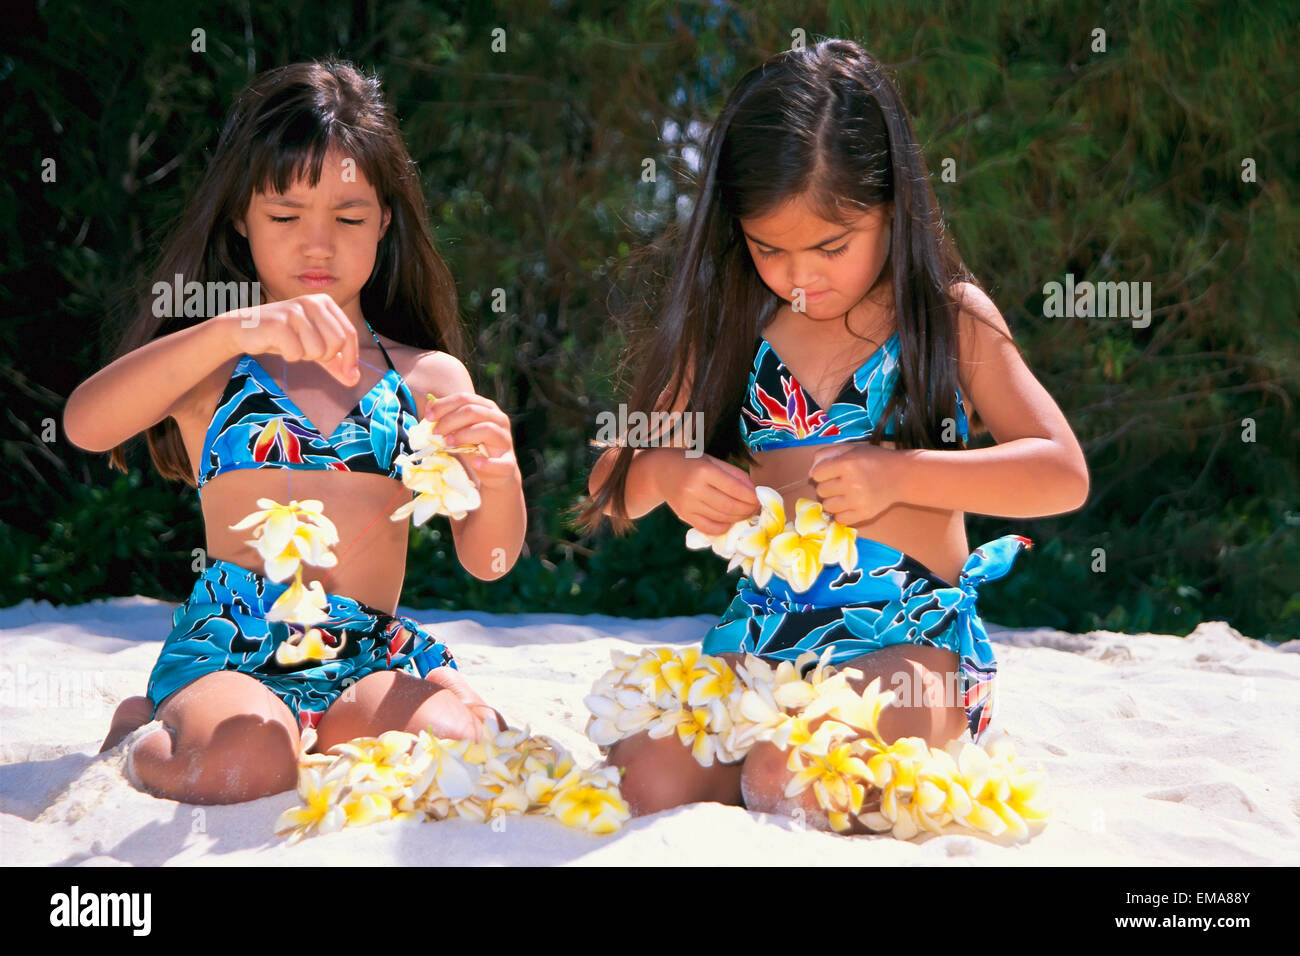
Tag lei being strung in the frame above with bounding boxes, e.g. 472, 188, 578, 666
228, 405, 631, 840
585, 646, 1049, 841
684, 485, 858, 592
226, 403, 487, 640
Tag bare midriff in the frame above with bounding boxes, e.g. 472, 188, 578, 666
173, 349, 417, 615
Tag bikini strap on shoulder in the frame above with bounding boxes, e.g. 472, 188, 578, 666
364, 320, 397, 372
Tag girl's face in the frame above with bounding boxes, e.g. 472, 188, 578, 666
234, 149, 391, 323
740, 194, 892, 320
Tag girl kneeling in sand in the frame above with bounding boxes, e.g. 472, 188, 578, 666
579, 40, 1087, 829
67, 60, 523, 805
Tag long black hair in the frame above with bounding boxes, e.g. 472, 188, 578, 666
107, 59, 464, 486
576, 38, 1002, 535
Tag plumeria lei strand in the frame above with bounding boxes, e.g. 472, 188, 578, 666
274, 725, 631, 842
227, 394, 487, 640
228, 498, 346, 664
584, 645, 1049, 841
684, 485, 859, 593
389, 404, 486, 527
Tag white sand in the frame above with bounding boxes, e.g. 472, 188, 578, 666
2, 595, 1298, 866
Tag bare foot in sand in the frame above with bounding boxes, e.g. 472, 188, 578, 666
99, 696, 154, 753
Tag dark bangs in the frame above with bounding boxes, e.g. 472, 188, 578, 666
231, 75, 399, 217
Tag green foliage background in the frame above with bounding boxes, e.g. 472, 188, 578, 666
3, 0, 1296, 641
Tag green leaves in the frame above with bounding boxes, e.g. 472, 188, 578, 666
6, 1, 1296, 641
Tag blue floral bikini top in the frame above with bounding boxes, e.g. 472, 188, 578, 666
196, 320, 419, 490
740, 330, 969, 451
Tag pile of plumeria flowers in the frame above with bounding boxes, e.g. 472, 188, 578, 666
586, 645, 1049, 840
685, 486, 859, 592
274, 726, 629, 842
229, 409, 631, 841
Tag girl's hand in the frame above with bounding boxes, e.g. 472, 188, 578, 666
808, 442, 901, 526
220, 293, 361, 385
425, 392, 519, 491
654, 451, 760, 536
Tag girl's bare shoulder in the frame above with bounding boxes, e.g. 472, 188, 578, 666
949, 282, 1016, 385
382, 340, 475, 421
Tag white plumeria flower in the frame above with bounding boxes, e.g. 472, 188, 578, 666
390, 419, 483, 525
911, 746, 971, 831
273, 766, 348, 844
523, 762, 581, 808
625, 647, 683, 708
859, 735, 932, 838
728, 652, 808, 750
800, 675, 896, 740
266, 572, 331, 626
273, 625, 345, 666
548, 773, 631, 835
411, 730, 477, 803
687, 489, 860, 593
684, 526, 731, 558
390, 459, 482, 524
229, 498, 339, 582
647, 707, 722, 766
295, 727, 336, 771
791, 498, 858, 573
782, 720, 874, 832
685, 655, 738, 709
762, 657, 819, 711
684, 485, 787, 586
819, 521, 859, 573
944, 733, 1048, 841
449, 795, 490, 823
329, 731, 418, 796
584, 686, 660, 747
766, 527, 826, 593
342, 792, 401, 828
726, 694, 786, 754
732, 486, 787, 588
686, 525, 750, 577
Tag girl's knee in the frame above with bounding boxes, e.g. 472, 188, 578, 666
847, 645, 967, 747
738, 740, 824, 822
615, 750, 694, 815
402, 689, 482, 741
197, 714, 297, 799
157, 671, 297, 742
738, 741, 786, 813
130, 705, 298, 804
127, 725, 175, 790
609, 734, 740, 815
876, 697, 966, 746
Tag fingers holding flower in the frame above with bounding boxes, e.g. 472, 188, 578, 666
808, 442, 901, 527
423, 392, 519, 491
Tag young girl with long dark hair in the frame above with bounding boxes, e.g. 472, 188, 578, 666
66, 60, 524, 805
578, 39, 1087, 826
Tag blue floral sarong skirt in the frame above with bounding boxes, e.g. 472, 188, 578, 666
146, 558, 456, 732
702, 534, 1033, 744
